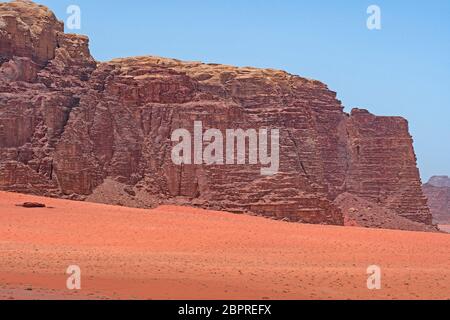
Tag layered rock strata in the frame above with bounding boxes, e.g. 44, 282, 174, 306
0, 0, 432, 227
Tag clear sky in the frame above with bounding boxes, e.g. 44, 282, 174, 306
32, 0, 450, 182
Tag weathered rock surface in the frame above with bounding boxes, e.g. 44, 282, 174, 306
0, 0, 433, 228
334, 193, 437, 232
423, 176, 450, 224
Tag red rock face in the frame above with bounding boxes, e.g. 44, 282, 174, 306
423, 176, 450, 224
0, 1, 432, 227
334, 193, 437, 232
344, 109, 431, 224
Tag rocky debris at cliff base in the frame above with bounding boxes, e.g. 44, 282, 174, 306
85, 178, 160, 209
334, 193, 438, 232
437, 225, 450, 233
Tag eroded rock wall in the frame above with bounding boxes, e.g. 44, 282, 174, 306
0, 0, 432, 227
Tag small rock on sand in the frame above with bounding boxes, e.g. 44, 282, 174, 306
17, 202, 46, 208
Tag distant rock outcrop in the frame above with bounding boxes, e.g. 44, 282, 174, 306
0, 0, 433, 228
423, 176, 450, 224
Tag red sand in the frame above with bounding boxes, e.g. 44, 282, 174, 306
0, 191, 449, 300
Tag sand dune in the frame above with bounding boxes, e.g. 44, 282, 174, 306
0, 191, 449, 300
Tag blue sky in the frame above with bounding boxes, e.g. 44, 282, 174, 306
32, 0, 450, 181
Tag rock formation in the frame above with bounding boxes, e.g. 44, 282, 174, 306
423, 176, 450, 224
0, 0, 433, 228
334, 193, 436, 232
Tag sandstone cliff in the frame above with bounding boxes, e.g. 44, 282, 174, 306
334, 193, 436, 232
0, 0, 432, 227
423, 176, 450, 224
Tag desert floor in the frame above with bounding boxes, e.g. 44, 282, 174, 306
0, 191, 449, 300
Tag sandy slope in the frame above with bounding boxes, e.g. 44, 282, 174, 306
0, 191, 449, 300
